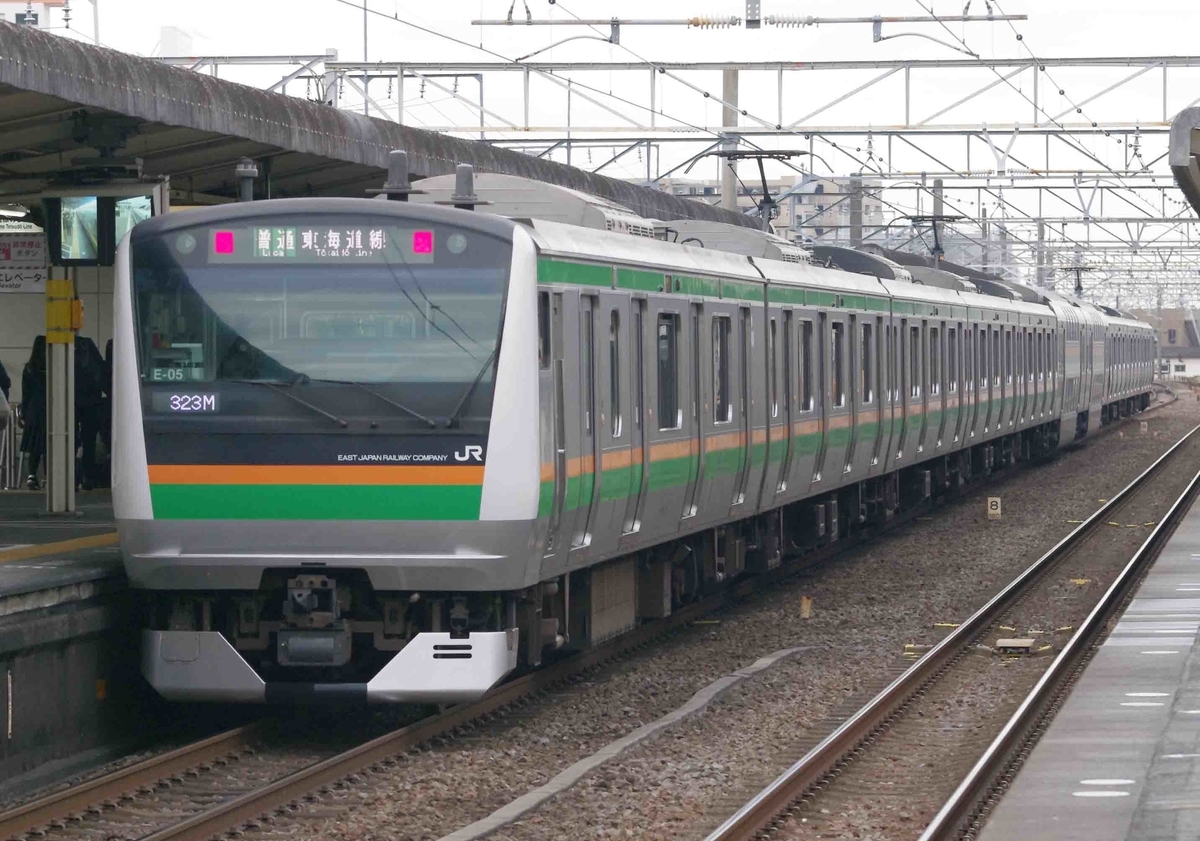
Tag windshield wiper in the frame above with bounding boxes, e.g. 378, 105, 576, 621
308, 380, 439, 430
224, 378, 349, 429
444, 347, 499, 430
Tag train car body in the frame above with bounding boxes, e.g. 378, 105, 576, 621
114, 184, 1155, 703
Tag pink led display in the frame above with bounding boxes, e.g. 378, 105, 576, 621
412, 230, 434, 254
213, 230, 235, 254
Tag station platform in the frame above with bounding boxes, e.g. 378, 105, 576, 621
980, 495, 1200, 841
0, 490, 122, 605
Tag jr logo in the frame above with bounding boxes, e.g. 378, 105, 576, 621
454, 445, 484, 462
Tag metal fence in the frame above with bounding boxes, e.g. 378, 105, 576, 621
1, 403, 22, 490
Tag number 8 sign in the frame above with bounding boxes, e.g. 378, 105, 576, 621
987, 497, 1002, 520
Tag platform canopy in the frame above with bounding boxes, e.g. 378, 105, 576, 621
1171, 107, 1200, 218
0, 22, 754, 227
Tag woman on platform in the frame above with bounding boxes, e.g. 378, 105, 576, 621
20, 335, 47, 491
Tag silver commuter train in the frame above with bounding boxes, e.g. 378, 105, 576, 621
114, 172, 1155, 703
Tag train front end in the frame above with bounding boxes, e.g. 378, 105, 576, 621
113, 199, 542, 702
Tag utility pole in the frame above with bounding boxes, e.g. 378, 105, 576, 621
980, 207, 989, 272
1036, 218, 1046, 287
849, 175, 863, 247
720, 69, 739, 211
932, 178, 944, 263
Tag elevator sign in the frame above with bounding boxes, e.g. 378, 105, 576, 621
0, 233, 47, 292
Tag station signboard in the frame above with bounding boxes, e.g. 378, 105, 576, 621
0, 232, 48, 292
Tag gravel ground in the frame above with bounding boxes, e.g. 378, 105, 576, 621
233, 397, 1199, 841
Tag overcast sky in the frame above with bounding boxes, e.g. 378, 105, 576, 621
27, 1, 1200, 71
14, 0, 1200, 223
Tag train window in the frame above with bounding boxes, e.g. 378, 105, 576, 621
1004, 330, 1012, 385
656, 314, 680, 430
861, 321, 874, 404
974, 326, 984, 388
769, 317, 780, 418
992, 330, 1001, 387
832, 321, 846, 408
960, 328, 969, 393
538, 292, 551, 369
910, 325, 921, 399
582, 306, 594, 435
1029, 331, 1035, 383
948, 328, 958, 394
609, 310, 622, 438
928, 327, 939, 396
801, 319, 814, 412
713, 315, 732, 423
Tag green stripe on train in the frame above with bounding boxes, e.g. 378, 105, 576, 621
150, 484, 483, 521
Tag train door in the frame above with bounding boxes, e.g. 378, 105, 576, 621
698, 300, 740, 521
878, 319, 897, 469
962, 323, 975, 442
822, 312, 851, 482
541, 291, 567, 573
1027, 326, 1037, 423
639, 298, 690, 543
571, 295, 600, 554
866, 315, 885, 473
621, 298, 647, 539
844, 313, 860, 475
1036, 326, 1045, 420
683, 302, 704, 520
896, 317, 911, 462
761, 306, 789, 507
736, 305, 756, 507
1015, 325, 1026, 426
930, 321, 946, 448
914, 320, 929, 455
788, 311, 821, 497
946, 324, 959, 445
591, 293, 633, 557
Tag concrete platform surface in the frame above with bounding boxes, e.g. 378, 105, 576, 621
0, 489, 121, 603
980, 497, 1200, 841
0, 488, 114, 546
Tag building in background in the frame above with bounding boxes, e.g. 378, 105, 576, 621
1131, 308, 1200, 380
648, 174, 885, 241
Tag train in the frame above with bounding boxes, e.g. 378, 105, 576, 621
113, 165, 1155, 703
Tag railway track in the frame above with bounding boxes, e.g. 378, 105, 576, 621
703, 419, 1200, 841
0, 406, 1173, 841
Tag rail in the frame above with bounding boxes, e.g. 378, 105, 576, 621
919, 438, 1200, 840
704, 421, 1200, 841
0, 724, 262, 839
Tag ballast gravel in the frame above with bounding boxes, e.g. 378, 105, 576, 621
246, 396, 1199, 841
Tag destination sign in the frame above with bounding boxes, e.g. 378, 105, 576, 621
201, 224, 436, 265
151, 392, 220, 413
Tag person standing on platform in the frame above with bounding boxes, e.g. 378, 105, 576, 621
101, 338, 113, 488
19, 336, 46, 490
0, 358, 10, 400
75, 335, 105, 491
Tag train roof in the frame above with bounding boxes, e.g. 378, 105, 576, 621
526, 217, 763, 282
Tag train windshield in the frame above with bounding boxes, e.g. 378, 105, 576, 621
131, 215, 510, 429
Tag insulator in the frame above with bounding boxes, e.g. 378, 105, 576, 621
767, 14, 818, 27
687, 15, 739, 28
